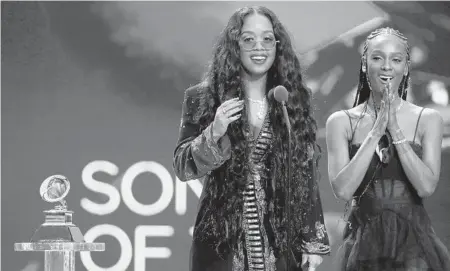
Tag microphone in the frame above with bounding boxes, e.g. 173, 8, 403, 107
268, 85, 293, 271
268, 85, 289, 103
268, 86, 291, 131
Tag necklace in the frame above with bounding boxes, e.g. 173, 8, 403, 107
365, 99, 403, 119
246, 97, 267, 120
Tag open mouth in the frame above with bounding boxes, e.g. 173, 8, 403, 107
379, 75, 393, 83
250, 55, 267, 63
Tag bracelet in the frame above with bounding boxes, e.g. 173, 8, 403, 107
393, 138, 407, 145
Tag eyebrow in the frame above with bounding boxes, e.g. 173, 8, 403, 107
370, 50, 405, 57
241, 30, 274, 35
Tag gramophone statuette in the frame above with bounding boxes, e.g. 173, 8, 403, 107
30, 174, 85, 243
14, 175, 104, 271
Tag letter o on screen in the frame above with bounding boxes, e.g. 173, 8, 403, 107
80, 224, 132, 271
121, 161, 174, 216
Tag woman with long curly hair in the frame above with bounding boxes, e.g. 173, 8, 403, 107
173, 6, 330, 271
326, 27, 450, 270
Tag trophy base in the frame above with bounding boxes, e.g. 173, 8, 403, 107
30, 209, 85, 242
31, 224, 85, 243
15, 175, 105, 271
15, 242, 105, 251
45, 251, 74, 271
15, 242, 105, 271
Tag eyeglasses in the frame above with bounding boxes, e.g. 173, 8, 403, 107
239, 36, 279, 51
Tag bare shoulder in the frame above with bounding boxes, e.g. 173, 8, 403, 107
346, 104, 366, 118
326, 110, 350, 128
326, 109, 353, 139
422, 107, 444, 133
422, 107, 443, 122
406, 103, 444, 138
407, 102, 443, 125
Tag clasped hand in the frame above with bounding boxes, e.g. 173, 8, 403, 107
371, 81, 401, 137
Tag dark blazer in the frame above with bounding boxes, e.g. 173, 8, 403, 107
173, 83, 330, 270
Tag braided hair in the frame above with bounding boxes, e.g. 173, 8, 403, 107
353, 27, 411, 108
352, 27, 412, 197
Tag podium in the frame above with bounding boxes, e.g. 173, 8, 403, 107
14, 175, 105, 271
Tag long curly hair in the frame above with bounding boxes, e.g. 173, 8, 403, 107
192, 6, 320, 255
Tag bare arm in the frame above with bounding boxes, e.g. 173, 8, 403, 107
390, 109, 443, 197
326, 111, 382, 201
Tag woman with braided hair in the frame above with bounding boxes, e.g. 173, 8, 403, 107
326, 27, 450, 270
173, 5, 330, 271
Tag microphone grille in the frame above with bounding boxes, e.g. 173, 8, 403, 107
274, 86, 289, 102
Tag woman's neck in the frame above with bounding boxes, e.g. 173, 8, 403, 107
367, 91, 383, 110
242, 71, 267, 100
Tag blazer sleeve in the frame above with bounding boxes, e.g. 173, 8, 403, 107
299, 145, 331, 255
173, 86, 232, 182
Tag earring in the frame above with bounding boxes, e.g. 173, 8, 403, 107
405, 61, 411, 76
366, 75, 373, 91
406, 77, 412, 95
361, 57, 367, 73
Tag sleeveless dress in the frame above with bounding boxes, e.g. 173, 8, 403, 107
335, 108, 450, 271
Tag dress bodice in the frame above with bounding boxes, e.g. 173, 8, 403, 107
336, 108, 450, 271
343, 107, 426, 209
349, 141, 424, 213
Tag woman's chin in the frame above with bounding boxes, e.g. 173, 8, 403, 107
246, 68, 269, 78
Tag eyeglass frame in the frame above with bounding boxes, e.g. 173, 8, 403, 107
238, 36, 280, 51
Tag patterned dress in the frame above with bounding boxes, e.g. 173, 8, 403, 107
235, 109, 277, 270
174, 84, 330, 271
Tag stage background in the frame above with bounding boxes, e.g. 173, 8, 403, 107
2, 2, 450, 271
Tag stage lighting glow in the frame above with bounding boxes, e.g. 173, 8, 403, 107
305, 79, 320, 94
427, 80, 449, 106
410, 46, 427, 66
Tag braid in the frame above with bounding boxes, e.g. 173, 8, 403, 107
362, 27, 410, 60
352, 27, 411, 107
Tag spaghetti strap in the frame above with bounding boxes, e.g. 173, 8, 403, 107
343, 110, 353, 131
413, 107, 425, 143
343, 110, 356, 143
344, 110, 353, 143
